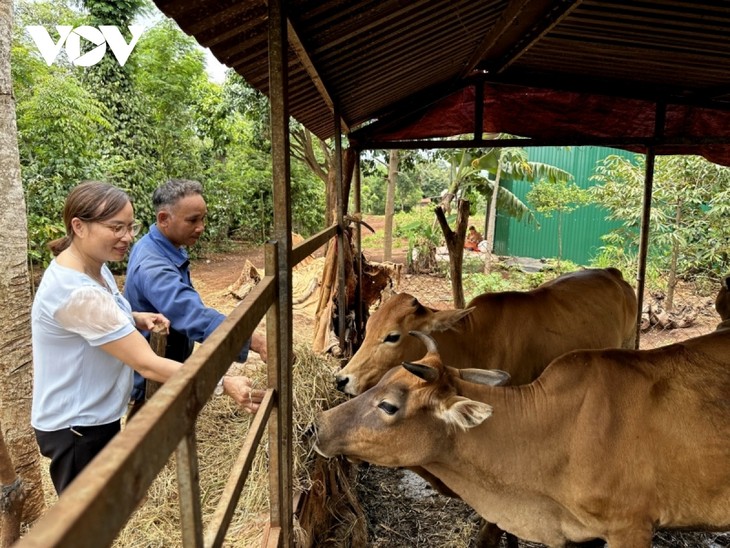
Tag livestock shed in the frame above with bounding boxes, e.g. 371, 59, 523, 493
16, 1, 730, 547
150, 0, 730, 337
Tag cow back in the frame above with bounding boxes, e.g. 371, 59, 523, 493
546, 332, 730, 529
435, 268, 637, 385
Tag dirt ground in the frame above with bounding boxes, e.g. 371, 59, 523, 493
189, 231, 726, 548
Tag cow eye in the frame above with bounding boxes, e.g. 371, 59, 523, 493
378, 401, 398, 415
383, 332, 400, 344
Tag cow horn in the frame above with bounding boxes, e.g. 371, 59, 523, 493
408, 330, 438, 354
403, 361, 440, 382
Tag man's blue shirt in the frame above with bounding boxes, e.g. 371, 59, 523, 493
124, 224, 249, 398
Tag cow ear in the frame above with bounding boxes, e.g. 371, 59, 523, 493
441, 397, 493, 430
459, 369, 511, 386
723, 276, 730, 291
426, 306, 475, 332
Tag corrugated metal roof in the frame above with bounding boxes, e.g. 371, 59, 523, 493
152, 0, 730, 157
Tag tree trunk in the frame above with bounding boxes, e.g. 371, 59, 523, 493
290, 129, 356, 229
291, 127, 335, 225
483, 151, 503, 274
483, 198, 490, 242
557, 212, 563, 272
435, 199, 470, 308
666, 201, 683, 312
383, 150, 398, 261
325, 168, 337, 226
0, 423, 25, 548
0, 0, 46, 526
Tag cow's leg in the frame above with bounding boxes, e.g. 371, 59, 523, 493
504, 531, 519, 548
474, 520, 517, 548
567, 540, 606, 547
604, 527, 652, 548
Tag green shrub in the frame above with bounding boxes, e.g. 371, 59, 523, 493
463, 272, 512, 300
395, 209, 441, 273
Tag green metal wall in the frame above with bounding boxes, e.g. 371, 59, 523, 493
493, 146, 636, 265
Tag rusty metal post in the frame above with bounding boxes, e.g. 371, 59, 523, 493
634, 147, 655, 349
353, 152, 363, 344
634, 102, 665, 349
334, 107, 347, 355
268, 0, 294, 542
177, 432, 203, 547
149, 325, 202, 546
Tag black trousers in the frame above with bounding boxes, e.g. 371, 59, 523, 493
34, 420, 120, 495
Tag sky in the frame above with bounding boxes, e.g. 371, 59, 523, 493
138, 7, 227, 84
203, 49, 227, 83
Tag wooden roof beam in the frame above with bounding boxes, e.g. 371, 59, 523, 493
287, 18, 350, 134
462, 0, 583, 78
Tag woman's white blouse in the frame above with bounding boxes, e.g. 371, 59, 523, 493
31, 260, 136, 431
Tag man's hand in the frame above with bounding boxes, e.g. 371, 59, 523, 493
132, 312, 170, 333
222, 375, 265, 414
250, 332, 268, 363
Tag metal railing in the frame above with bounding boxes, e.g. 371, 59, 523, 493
15, 226, 337, 548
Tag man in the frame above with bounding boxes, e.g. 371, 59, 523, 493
124, 179, 266, 407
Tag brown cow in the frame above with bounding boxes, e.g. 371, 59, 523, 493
315, 331, 730, 547
336, 267, 637, 395
716, 276, 730, 330
337, 267, 636, 546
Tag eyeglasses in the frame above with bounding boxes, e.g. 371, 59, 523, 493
98, 221, 143, 238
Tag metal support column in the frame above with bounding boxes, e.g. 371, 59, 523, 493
353, 153, 363, 342
334, 107, 347, 355
634, 148, 655, 349
267, 0, 293, 544
634, 102, 665, 349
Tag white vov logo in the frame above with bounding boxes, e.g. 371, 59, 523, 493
26, 25, 144, 67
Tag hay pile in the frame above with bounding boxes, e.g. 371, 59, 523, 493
111, 344, 346, 547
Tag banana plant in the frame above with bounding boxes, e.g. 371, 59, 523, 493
438, 140, 573, 272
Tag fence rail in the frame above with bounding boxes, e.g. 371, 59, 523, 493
15, 230, 333, 548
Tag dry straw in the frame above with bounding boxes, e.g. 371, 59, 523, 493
109, 344, 345, 548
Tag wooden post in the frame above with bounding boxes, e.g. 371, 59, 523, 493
146, 324, 167, 399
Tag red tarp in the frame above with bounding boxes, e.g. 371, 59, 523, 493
354, 83, 730, 166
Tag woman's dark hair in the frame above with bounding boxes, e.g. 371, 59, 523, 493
48, 181, 131, 256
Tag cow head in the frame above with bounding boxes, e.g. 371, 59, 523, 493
315, 332, 508, 467
335, 293, 475, 395
716, 276, 730, 322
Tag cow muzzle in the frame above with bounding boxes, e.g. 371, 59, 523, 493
335, 373, 358, 395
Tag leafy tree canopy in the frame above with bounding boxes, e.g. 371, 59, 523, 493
591, 154, 730, 281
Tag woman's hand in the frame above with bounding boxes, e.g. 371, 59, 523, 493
132, 312, 170, 333
222, 376, 266, 414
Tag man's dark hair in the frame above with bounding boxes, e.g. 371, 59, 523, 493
153, 179, 204, 212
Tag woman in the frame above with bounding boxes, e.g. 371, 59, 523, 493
31, 181, 264, 494
464, 225, 483, 252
